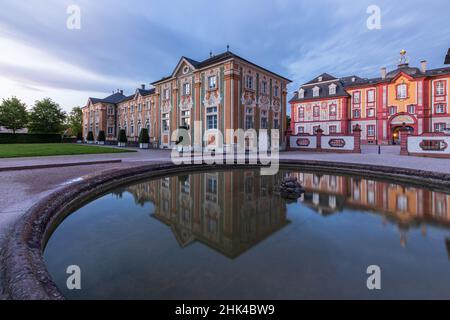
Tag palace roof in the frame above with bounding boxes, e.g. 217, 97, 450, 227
152, 50, 291, 84
290, 63, 450, 103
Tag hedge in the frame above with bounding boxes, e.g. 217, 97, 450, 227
0, 133, 62, 144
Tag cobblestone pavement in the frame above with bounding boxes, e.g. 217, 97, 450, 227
0, 145, 449, 298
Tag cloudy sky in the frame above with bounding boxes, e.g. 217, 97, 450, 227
0, 0, 449, 112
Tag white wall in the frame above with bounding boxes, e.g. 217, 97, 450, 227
322, 136, 355, 151
408, 136, 450, 155
290, 135, 317, 149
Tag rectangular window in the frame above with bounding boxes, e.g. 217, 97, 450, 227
435, 104, 446, 114
397, 84, 407, 99
107, 127, 113, 135
206, 107, 217, 129
298, 107, 304, 118
353, 92, 361, 104
436, 81, 445, 96
389, 106, 397, 116
329, 104, 337, 116
274, 86, 279, 97
208, 76, 217, 90
107, 106, 114, 115
261, 81, 267, 94
162, 113, 169, 132
298, 126, 304, 134
434, 123, 446, 132
367, 125, 375, 137
183, 83, 190, 96
273, 112, 279, 129
367, 90, 375, 103
245, 115, 253, 129
261, 110, 268, 129
163, 89, 170, 100
130, 105, 134, 113
329, 125, 337, 134
181, 110, 190, 129
407, 105, 415, 114
246, 76, 253, 90
367, 108, 375, 117
353, 109, 361, 118
313, 106, 320, 117
138, 103, 142, 112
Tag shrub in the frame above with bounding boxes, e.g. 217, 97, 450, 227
97, 130, 106, 142
0, 133, 61, 144
76, 131, 83, 141
138, 128, 150, 144
87, 131, 94, 142
118, 129, 127, 143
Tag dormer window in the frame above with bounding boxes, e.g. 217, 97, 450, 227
312, 86, 320, 97
329, 84, 337, 95
318, 76, 323, 82
299, 88, 305, 99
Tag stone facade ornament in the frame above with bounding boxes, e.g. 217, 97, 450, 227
241, 91, 256, 108
258, 95, 270, 109
179, 95, 193, 111
272, 98, 281, 112
203, 91, 221, 108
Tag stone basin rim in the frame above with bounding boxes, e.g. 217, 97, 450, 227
2, 160, 450, 300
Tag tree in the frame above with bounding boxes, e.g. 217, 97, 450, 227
0, 97, 28, 134
28, 98, 66, 134
67, 106, 83, 137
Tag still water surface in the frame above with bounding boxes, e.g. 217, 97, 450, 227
44, 169, 450, 299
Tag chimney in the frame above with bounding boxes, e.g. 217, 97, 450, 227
209, 51, 213, 58
141, 84, 146, 90
420, 60, 427, 73
381, 67, 387, 80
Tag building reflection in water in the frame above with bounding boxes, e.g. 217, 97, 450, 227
124, 170, 289, 258
292, 172, 450, 249
121, 170, 450, 257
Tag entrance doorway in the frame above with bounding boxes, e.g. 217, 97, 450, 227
391, 126, 414, 145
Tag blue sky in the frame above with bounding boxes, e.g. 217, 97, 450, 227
0, 0, 449, 111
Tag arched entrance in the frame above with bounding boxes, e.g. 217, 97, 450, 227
391, 125, 414, 145
388, 113, 417, 145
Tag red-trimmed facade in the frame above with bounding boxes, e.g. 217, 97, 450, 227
290, 60, 450, 144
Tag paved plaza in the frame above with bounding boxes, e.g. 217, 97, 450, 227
1, 144, 449, 298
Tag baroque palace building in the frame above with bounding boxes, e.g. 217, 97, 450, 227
290, 51, 450, 144
82, 51, 291, 149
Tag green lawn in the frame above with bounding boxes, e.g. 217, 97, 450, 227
0, 143, 136, 158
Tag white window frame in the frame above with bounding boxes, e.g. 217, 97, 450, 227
436, 81, 445, 96
312, 86, 320, 97
246, 76, 254, 90
435, 104, 446, 114
161, 113, 170, 132
208, 76, 217, 90
397, 84, 407, 99
183, 83, 191, 96
206, 106, 218, 130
